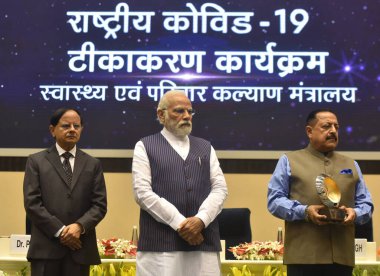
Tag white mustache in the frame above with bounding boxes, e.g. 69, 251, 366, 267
179, 122, 191, 127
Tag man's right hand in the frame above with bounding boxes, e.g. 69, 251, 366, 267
306, 205, 329, 226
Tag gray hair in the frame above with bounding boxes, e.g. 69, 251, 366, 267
157, 90, 187, 112
156, 90, 187, 124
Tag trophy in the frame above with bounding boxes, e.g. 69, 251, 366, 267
315, 174, 346, 222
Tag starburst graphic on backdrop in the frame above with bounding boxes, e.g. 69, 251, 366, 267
329, 52, 369, 86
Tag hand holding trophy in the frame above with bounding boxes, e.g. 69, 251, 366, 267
315, 174, 346, 222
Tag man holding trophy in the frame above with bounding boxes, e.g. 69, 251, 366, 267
267, 109, 373, 276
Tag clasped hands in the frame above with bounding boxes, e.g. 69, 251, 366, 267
306, 205, 356, 226
59, 223, 83, 250
177, 217, 205, 246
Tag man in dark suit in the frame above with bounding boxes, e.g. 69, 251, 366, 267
23, 107, 107, 276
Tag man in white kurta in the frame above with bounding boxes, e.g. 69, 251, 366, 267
132, 90, 228, 276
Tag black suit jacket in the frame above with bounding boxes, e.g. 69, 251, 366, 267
23, 146, 107, 265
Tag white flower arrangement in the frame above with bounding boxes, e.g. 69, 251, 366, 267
229, 241, 284, 260
97, 238, 137, 259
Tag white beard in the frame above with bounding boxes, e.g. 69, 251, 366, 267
166, 119, 192, 138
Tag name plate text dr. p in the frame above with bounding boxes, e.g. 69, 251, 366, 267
10, 234, 31, 254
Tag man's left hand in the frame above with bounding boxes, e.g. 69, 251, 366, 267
177, 217, 205, 245
340, 206, 356, 225
59, 223, 83, 250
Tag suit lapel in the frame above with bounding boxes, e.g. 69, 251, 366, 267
71, 149, 86, 189
45, 146, 71, 188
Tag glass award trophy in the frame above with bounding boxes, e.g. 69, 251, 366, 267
315, 174, 346, 222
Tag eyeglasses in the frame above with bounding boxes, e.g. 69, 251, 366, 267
162, 108, 196, 116
59, 123, 82, 130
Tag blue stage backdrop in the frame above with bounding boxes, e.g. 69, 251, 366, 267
0, 1, 379, 153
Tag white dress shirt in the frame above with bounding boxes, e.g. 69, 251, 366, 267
56, 143, 76, 170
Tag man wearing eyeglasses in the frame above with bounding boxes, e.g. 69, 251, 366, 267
132, 90, 228, 276
23, 108, 107, 276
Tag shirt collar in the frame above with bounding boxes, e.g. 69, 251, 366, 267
56, 143, 76, 158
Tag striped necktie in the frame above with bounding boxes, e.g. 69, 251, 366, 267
62, 152, 73, 185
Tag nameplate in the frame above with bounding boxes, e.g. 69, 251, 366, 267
355, 238, 367, 258
220, 240, 226, 261
10, 234, 31, 254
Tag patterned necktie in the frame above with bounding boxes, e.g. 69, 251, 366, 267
62, 152, 73, 185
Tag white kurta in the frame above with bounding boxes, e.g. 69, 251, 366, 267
132, 128, 228, 276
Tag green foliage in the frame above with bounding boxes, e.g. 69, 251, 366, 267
90, 263, 136, 276
17, 266, 29, 276
262, 265, 286, 276
353, 266, 380, 276
228, 265, 253, 276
